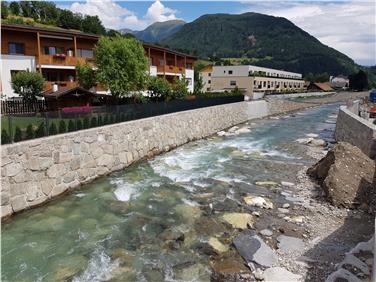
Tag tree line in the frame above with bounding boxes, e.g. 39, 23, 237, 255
1, 1, 117, 35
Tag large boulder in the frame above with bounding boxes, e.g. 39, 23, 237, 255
307, 142, 375, 211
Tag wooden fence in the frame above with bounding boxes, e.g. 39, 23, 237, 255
1, 100, 47, 115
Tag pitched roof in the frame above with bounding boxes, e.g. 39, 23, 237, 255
42, 86, 99, 99
312, 82, 334, 91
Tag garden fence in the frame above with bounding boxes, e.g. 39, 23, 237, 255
1, 95, 244, 144
1, 99, 47, 115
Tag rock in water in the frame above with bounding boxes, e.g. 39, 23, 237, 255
307, 142, 376, 212
243, 196, 274, 209
263, 267, 302, 282
309, 138, 326, 147
277, 235, 305, 252
222, 213, 254, 229
233, 230, 278, 267
208, 237, 229, 253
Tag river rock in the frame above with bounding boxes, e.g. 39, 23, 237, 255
263, 267, 302, 281
217, 131, 226, 136
159, 228, 185, 249
277, 208, 289, 214
309, 138, 326, 147
306, 133, 319, 138
296, 138, 313, 144
233, 230, 278, 267
277, 235, 305, 252
243, 196, 274, 209
281, 181, 295, 187
174, 204, 202, 225
235, 127, 251, 134
255, 181, 279, 187
260, 229, 273, 237
208, 237, 229, 253
228, 126, 239, 133
210, 254, 252, 282
222, 213, 254, 229
194, 217, 228, 236
307, 142, 376, 212
282, 203, 290, 208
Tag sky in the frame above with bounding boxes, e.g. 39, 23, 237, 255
57, 0, 376, 66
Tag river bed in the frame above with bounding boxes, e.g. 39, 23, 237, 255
1, 103, 340, 282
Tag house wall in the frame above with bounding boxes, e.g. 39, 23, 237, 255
1, 30, 38, 56
211, 76, 254, 96
1, 54, 37, 98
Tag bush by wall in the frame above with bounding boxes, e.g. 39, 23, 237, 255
1, 129, 11, 144
25, 124, 34, 140
49, 123, 57, 135
59, 120, 67, 134
68, 120, 75, 132
14, 126, 22, 142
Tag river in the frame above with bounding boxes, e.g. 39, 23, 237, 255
1, 103, 339, 282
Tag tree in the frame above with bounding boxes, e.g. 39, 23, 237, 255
57, 9, 81, 30
81, 15, 105, 35
94, 36, 148, 97
48, 122, 57, 135
11, 71, 44, 101
1, 2, 9, 19
172, 77, 189, 99
147, 76, 172, 100
68, 120, 75, 132
349, 70, 368, 91
19, 1, 32, 17
194, 75, 204, 95
9, 2, 20, 16
59, 120, 67, 133
76, 64, 96, 90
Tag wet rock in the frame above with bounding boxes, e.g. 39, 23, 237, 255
222, 213, 254, 229
159, 228, 185, 250
174, 204, 202, 225
217, 131, 226, 136
233, 230, 278, 268
277, 235, 305, 252
212, 198, 239, 212
228, 126, 240, 133
208, 237, 229, 253
260, 229, 273, 237
194, 217, 228, 236
109, 201, 130, 214
111, 248, 134, 266
277, 208, 289, 214
296, 137, 313, 145
173, 262, 208, 281
282, 203, 290, 209
290, 216, 304, 223
309, 138, 326, 147
235, 127, 251, 134
142, 268, 164, 282
243, 196, 274, 209
281, 181, 295, 187
307, 142, 376, 212
210, 254, 253, 282
262, 267, 302, 281
111, 266, 137, 282
255, 181, 279, 187
306, 133, 319, 138
51, 255, 87, 281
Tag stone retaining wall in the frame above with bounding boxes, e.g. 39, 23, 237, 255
1, 101, 269, 218
335, 103, 376, 159
267, 91, 335, 99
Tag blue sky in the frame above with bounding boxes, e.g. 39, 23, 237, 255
57, 0, 376, 66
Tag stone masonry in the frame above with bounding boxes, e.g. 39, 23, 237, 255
1, 101, 269, 219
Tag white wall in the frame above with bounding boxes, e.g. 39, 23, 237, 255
211, 65, 302, 79
1, 55, 37, 99
185, 69, 194, 93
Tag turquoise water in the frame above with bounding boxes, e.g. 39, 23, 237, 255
1, 104, 339, 282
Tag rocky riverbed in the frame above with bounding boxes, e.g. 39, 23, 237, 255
1, 101, 374, 282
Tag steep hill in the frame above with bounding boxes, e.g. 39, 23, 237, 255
120, 20, 185, 43
161, 13, 358, 75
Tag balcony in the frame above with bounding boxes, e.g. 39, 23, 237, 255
157, 65, 185, 75
38, 55, 95, 67
44, 81, 78, 91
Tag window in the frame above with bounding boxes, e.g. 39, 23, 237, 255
207, 87, 211, 91
230, 81, 236, 86
9, 43, 25, 55
208, 80, 211, 84
43, 46, 64, 55
186, 63, 192, 69
229, 70, 233, 75
263, 81, 266, 87
77, 49, 93, 58
208, 73, 211, 77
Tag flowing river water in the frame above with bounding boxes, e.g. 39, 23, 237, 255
1, 103, 339, 282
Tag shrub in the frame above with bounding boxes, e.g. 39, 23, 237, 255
109, 114, 114, 124
83, 116, 90, 129
172, 77, 189, 99
121, 113, 126, 122
76, 64, 96, 90
103, 115, 109, 125
25, 124, 34, 140
14, 126, 22, 142
11, 70, 44, 101
147, 76, 172, 101
68, 120, 75, 132
35, 123, 45, 138
59, 120, 67, 134
90, 116, 97, 127
115, 114, 121, 123
76, 119, 83, 130
1, 129, 11, 144
98, 115, 103, 126
49, 122, 57, 135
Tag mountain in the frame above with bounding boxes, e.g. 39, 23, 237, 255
161, 13, 358, 76
119, 20, 186, 43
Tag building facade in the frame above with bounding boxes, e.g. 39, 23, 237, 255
200, 65, 305, 97
1, 24, 195, 99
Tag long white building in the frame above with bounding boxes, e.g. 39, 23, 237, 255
200, 65, 305, 97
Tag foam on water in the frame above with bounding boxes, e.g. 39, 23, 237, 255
72, 247, 119, 282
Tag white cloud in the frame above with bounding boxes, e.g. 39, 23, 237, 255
244, 1, 376, 66
69, 0, 178, 31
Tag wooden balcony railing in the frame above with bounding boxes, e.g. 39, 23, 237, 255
38, 55, 95, 67
44, 81, 78, 91
156, 65, 185, 74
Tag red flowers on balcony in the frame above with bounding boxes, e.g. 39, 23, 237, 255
53, 54, 66, 58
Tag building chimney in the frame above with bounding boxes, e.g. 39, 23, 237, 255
52, 83, 58, 92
